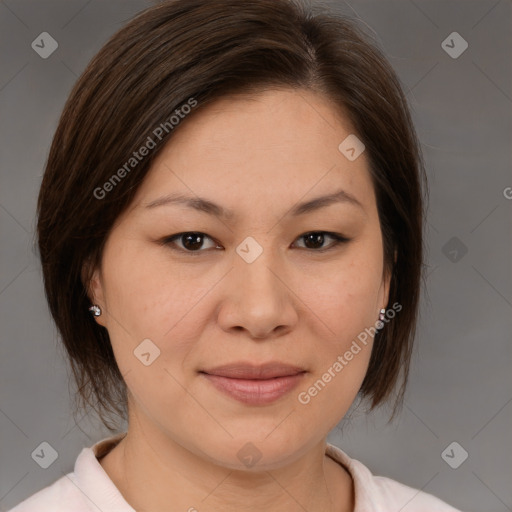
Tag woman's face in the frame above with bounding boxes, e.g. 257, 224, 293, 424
89, 88, 390, 469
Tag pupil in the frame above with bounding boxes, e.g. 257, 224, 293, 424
183, 233, 203, 250
304, 232, 324, 249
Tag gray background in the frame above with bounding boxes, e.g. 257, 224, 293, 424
0, 1, 511, 511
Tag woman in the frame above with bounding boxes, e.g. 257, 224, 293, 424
9, 0, 463, 510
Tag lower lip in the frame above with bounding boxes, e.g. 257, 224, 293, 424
201, 372, 306, 405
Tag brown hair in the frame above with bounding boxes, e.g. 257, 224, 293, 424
37, 0, 426, 431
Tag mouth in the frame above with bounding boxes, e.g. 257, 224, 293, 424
199, 362, 307, 405
200, 361, 306, 379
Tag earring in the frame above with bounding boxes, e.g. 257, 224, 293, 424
88, 304, 102, 317
376, 308, 386, 330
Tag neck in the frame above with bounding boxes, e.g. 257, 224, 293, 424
99, 419, 354, 512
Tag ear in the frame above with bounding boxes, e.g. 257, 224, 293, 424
82, 259, 107, 327
379, 249, 396, 311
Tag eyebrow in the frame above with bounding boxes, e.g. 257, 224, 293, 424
143, 188, 364, 220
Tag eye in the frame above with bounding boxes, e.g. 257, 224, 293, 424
161, 230, 349, 255
292, 231, 350, 251
162, 232, 220, 253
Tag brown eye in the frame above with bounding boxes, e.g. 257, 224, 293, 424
164, 232, 219, 252
293, 231, 349, 251
161, 230, 349, 256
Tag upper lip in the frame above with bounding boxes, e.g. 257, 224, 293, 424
200, 362, 306, 380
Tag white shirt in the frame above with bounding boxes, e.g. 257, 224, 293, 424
8, 432, 462, 511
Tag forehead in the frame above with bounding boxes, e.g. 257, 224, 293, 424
130, 88, 375, 218
165, 87, 358, 159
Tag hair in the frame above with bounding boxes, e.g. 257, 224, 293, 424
36, 0, 426, 431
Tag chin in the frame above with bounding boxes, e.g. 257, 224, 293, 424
193, 428, 316, 471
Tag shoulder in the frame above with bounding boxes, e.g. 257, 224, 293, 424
8, 433, 131, 512
7, 473, 90, 512
326, 443, 464, 512
368, 473, 462, 511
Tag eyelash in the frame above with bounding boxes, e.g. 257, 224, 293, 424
160, 231, 350, 255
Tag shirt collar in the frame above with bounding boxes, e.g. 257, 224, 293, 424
325, 442, 381, 511
74, 431, 134, 512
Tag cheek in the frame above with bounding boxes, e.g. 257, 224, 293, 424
293, 266, 380, 430
299, 252, 383, 340
99, 242, 208, 376
99, 249, 202, 415
292, 250, 382, 401
102, 240, 206, 331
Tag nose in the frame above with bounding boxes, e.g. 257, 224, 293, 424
216, 248, 299, 340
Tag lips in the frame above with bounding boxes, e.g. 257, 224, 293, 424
200, 362, 306, 379
199, 362, 307, 405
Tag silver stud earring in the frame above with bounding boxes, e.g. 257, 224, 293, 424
376, 308, 386, 330
88, 304, 102, 317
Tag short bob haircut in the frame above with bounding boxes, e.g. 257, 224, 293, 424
37, 0, 426, 431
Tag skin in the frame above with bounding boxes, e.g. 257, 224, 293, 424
88, 87, 391, 512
